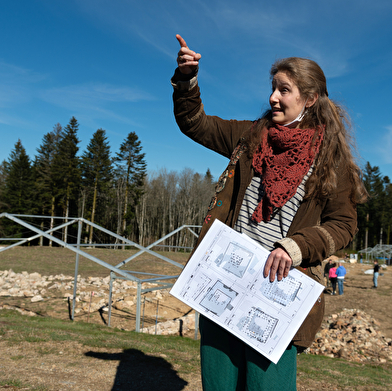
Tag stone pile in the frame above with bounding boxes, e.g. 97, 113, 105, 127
0, 269, 167, 315
308, 308, 392, 363
140, 313, 197, 336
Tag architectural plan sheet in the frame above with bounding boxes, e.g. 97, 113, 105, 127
170, 219, 324, 364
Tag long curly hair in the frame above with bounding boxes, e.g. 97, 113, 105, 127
247, 57, 367, 204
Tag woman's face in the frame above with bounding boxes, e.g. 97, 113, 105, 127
269, 71, 307, 126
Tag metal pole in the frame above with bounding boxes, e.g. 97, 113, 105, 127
155, 300, 159, 335
135, 282, 142, 332
108, 271, 114, 327
3, 214, 134, 281
0, 219, 77, 253
142, 297, 145, 330
71, 219, 82, 320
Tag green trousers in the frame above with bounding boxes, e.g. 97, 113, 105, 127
199, 316, 297, 391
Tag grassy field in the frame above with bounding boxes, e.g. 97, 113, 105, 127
1, 246, 392, 390
0, 245, 187, 277
0, 309, 391, 390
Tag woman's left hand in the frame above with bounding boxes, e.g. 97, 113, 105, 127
264, 248, 293, 282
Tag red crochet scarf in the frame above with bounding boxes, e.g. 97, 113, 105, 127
251, 124, 324, 223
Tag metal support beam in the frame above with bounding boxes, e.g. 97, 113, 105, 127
136, 281, 142, 332
1, 213, 134, 281
72, 219, 83, 320
0, 213, 201, 334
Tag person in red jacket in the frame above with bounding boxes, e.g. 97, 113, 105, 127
328, 263, 338, 295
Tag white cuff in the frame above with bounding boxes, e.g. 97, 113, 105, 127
171, 75, 198, 92
276, 238, 302, 267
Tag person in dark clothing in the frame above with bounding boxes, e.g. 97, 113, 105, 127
324, 259, 333, 288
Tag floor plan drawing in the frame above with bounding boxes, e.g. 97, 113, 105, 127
237, 307, 278, 343
259, 275, 301, 307
170, 219, 324, 364
199, 280, 238, 316
217, 242, 254, 278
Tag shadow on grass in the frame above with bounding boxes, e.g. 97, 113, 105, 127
85, 348, 188, 391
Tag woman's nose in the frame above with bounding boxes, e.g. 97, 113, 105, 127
270, 90, 278, 104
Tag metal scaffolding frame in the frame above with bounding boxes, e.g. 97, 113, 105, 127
358, 244, 392, 263
0, 213, 201, 331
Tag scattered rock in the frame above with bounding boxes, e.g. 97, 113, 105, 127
140, 313, 198, 336
0, 269, 171, 315
31, 295, 44, 302
308, 308, 392, 362
0, 304, 37, 316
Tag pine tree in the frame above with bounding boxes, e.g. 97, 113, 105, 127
81, 128, 113, 244
114, 131, 147, 240
34, 124, 63, 213
0, 160, 8, 238
0, 160, 7, 211
357, 162, 385, 249
52, 117, 81, 243
33, 124, 62, 245
1, 140, 35, 237
204, 168, 214, 185
382, 177, 392, 245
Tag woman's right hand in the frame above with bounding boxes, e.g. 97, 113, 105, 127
176, 34, 201, 75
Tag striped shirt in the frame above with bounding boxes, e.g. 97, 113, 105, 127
234, 169, 312, 251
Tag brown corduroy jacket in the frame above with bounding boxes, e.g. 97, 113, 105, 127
172, 70, 358, 349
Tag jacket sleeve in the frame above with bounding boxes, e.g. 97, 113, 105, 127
277, 168, 357, 267
172, 68, 253, 158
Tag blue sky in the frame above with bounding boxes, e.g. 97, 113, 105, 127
1, 0, 392, 181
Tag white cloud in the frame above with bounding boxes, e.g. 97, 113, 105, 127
41, 82, 155, 109
39, 82, 156, 129
73, 0, 355, 80
0, 60, 46, 107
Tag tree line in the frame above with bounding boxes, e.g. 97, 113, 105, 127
0, 117, 389, 252
356, 162, 392, 250
0, 117, 215, 248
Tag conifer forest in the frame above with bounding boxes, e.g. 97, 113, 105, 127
0, 117, 214, 248
0, 116, 389, 251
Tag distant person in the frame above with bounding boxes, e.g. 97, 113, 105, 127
336, 262, 347, 295
172, 34, 367, 391
328, 263, 338, 295
373, 260, 380, 288
324, 259, 333, 288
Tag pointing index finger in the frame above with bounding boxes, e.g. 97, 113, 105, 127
176, 34, 188, 49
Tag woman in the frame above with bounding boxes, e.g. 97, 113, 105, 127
328, 262, 338, 295
172, 34, 367, 390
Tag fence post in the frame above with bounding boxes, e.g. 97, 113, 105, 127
108, 271, 114, 327
71, 219, 83, 320
136, 281, 142, 332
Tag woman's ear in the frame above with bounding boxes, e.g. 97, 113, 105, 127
306, 93, 319, 108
